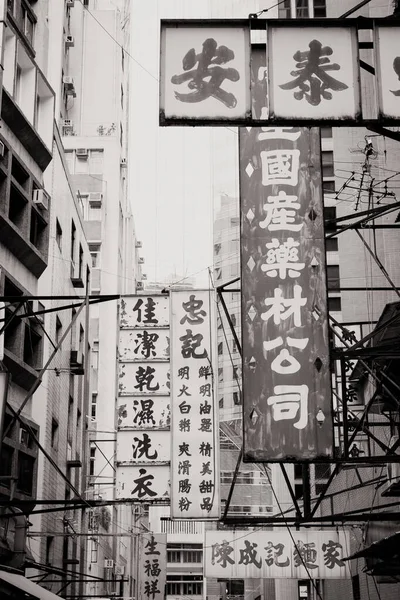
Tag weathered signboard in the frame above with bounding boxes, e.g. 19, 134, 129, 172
118, 362, 170, 396
116, 465, 170, 500
241, 46, 333, 462
138, 534, 167, 600
117, 396, 170, 430
160, 21, 251, 123
267, 22, 361, 121
120, 295, 170, 328
119, 328, 169, 361
204, 530, 351, 579
170, 290, 220, 519
375, 24, 400, 120
117, 430, 171, 464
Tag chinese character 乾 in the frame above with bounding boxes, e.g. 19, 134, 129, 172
322, 540, 345, 569
171, 38, 240, 108
260, 149, 300, 187
134, 366, 160, 392
280, 39, 348, 106
211, 540, 235, 567
262, 238, 305, 279
259, 191, 303, 232
267, 384, 309, 430
261, 285, 306, 327
293, 541, 319, 569
180, 294, 207, 324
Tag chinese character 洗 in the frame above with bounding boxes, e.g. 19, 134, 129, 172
200, 400, 212, 415
178, 366, 190, 380
211, 540, 235, 567
391, 56, 400, 96
199, 418, 212, 432
134, 366, 160, 392
178, 460, 192, 475
178, 384, 191, 397
134, 330, 159, 359
199, 365, 212, 379
200, 496, 213, 512
171, 38, 240, 108
262, 238, 305, 279
260, 149, 300, 187
180, 329, 208, 359
258, 127, 301, 142
132, 433, 158, 461
133, 399, 156, 426
131, 468, 157, 499
259, 191, 303, 232
180, 294, 207, 324
238, 540, 262, 569
179, 418, 191, 433
144, 579, 160, 600
263, 336, 309, 375
178, 479, 192, 494
144, 559, 162, 577
200, 383, 212, 397
267, 384, 309, 430
178, 497, 192, 512
280, 39, 349, 106
322, 540, 345, 569
132, 297, 158, 324
144, 535, 160, 555
293, 541, 319, 569
264, 542, 290, 567
178, 442, 191, 456
261, 285, 307, 327
199, 441, 213, 456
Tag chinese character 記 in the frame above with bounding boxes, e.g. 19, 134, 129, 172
264, 542, 290, 567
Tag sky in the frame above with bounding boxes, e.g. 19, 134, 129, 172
129, 0, 265, 287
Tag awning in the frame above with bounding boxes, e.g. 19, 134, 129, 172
0, 569, 62, 600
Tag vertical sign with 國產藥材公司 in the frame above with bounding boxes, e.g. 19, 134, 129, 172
138, 533, 167, 600
240, 41, 333, 462
170, 290, 220, 519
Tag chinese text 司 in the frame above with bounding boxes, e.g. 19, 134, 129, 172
171, 38, 240, 108
280, 39, 348, 106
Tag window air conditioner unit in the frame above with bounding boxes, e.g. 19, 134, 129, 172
0, 140, 5, 158
120, 158, 127, 167
70, 350, 84, 374
89, 192, 103, 207
76, 148, 88, 158
138, 257, 144, 264
104, 559, 114, 569
33, 188, 50, 211
63, 119, 73, 128
65, 35, 75, 48
135, 241, 142, 248
136, 282, 144, 291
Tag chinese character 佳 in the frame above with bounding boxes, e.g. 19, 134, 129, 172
280, 39, 348, 106
171, 38, 240, 108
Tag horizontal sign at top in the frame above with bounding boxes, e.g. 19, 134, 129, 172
159, 19, 400, 126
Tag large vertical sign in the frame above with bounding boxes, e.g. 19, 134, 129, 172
170, 290, 219, 518
139, 533, 167, 600
375, 23, 400, 120
241, 47, 333, 462
116, 296, 170, 501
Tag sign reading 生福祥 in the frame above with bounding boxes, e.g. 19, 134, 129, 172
170, 290, 219, 519
204, 530, 351, 579
160, 19, 400, 125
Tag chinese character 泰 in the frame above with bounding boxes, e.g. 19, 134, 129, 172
322, 540, 345, 569
259, 191, 303, 232
132, 297, 158, 324
293, 541, 319, 569
260, 149, 300, 186
134, 330, 159, 359
280, 39, 348, 105
180, 329, 208, 359
171, 38, 240, 108
267, 384, 309, 430
180, 294, 207, 324
238, 540, 262, 569
262, 238, 305, 279
134, 366, 160, 392
211, 540, 235, 567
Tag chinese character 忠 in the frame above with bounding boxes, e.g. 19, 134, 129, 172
280, 39, 348, 105
171, 38, 240, 108
180, 294, 207, 324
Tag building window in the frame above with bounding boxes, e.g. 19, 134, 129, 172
22, 4, 36, 46
218, 341, 223, 355
23, 323, 42, 367
219, 398, 224, 408
17, 451, 35, 494
278, 0, 291, 18
89, 243, 101, 268
233, 365, 239, 380
321, 126, 332, 138
45, 536, 54, 565
30, 208, 47, 252
230, 313, 236, 327
322, 150, 334, 177
232, 340, 238, 353
0, 445, 14, 486
233, 391, 241, 405
65, 150, 74, 173
296, 0, 309, 18
214, 242, 221, 255
56, 219, 62, 251
230, 262, 239, 277
91, 393, 97, 420
167, 544, 203, 564
215, 267, 222, 281
89, 150, 104, 174
218, 367, 223, 383
90, 537, 98, 563
328, 296, 342, 312
166, 576, 203, 596
324, 206, 338, 251
323, 180, 335, 193
327, 265, 340, 290
55, 316, 62, 345
70, 220, 76, 268
51, 419, 59, 450
314, 0, 327, 17
89, 444, 96, 476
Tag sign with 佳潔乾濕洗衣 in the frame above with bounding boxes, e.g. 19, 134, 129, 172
204, 530, 351, 579
170, 290, 220, 519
